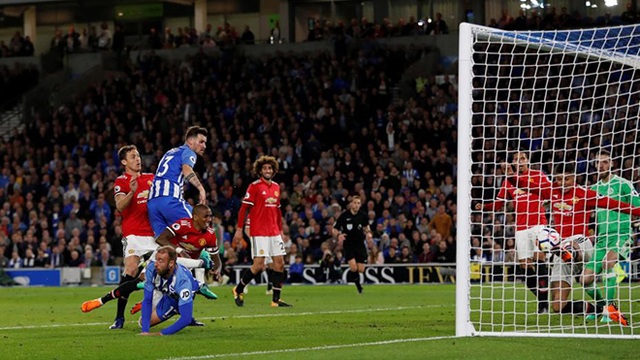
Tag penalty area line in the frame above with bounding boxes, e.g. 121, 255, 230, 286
0, 305, 444, 331
160, 336, 457, 360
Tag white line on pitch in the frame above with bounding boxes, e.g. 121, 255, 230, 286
160, 336, 457, 360
0, 305, 446, 331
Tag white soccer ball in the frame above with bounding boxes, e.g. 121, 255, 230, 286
536, 227, 561, 252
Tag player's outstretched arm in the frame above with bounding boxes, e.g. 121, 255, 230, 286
160, 299, 194, 335
587, 188, 640, 216
140, 268, 154, 333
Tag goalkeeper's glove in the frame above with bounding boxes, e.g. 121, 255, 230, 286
199, 250, 213, 270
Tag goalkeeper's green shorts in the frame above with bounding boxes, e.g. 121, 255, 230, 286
585, 235, 631, 274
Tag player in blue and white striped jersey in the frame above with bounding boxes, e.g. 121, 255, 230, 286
148, 126, 208, 237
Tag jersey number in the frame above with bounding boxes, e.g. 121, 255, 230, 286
156, 155, 174, 177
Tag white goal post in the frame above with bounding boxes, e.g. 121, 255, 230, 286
457, 22, 640, 339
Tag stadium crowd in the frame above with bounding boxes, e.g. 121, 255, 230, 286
488, 3, 640, 31
0, 39, 459, 282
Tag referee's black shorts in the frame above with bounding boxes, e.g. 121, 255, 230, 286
344, 242, 367, 263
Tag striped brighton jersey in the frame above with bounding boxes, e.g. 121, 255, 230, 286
149, 144, 197, 200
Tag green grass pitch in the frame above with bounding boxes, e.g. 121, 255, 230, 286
0, 284, 638, 359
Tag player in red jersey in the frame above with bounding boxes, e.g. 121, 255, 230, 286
232, 155, 292, 308
104, 145, 156, 329
81, 204, 222, 317
508, 162, 640, 325
476, 151, 552, 313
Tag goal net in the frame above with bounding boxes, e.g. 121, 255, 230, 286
457, 23, 640, 338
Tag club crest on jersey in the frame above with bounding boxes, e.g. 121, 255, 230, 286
346, 224, 353, 230
572, 197, 580, 204
147, 180, 152, 186
199, 238, 206, 247
128, 249, 135, 255
274, 190, 279, 197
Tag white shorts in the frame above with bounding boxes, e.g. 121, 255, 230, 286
550, 235, 588, 285
122, 235, 158, 258
250, 235, 286, 259
515, 225, 545, 261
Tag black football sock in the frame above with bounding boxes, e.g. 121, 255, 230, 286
536, 263, 549, 307
525, 266, 538, 298
101, 275, 139, 305
115, 274, 136, 319
236, 269, 257, 294
266, 268, 274, 291
271, 271, 285, 302
560, 301, 593, 314
355, 271, 363, 293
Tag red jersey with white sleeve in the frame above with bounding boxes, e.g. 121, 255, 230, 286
513, 175, 640, 239
114, 173, 155, 237
483, 169, 550, 231
166, 218, 219, 259
237, 178, 282, 236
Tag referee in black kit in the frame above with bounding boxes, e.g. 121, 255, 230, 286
333, 195, 373, 293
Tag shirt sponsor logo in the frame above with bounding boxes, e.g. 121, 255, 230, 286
180, 289, 191, 300
554, 202, 573, 211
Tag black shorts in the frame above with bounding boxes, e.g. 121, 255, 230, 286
343, 243, 367, 263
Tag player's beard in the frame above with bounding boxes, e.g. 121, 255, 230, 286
598, 171, 610, 182
157, 265, 172, 278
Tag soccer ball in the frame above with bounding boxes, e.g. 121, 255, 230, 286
536, 227, 561, 252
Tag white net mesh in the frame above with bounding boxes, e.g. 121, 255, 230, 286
462, 24, 640, 337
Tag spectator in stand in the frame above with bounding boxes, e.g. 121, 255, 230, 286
428, 204, 453, 239
427, 13, 449, 35
622, 2, 638, 24
34, 247, 50, 267
97, 22, 112, 50
8, 250, 22, 268
288, 255, 304, 283
64, 26, 80, 54
241, 25, 256, 45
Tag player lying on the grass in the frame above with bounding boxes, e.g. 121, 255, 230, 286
507, 162, 636, 325
81, 204, 222, 314
549, 236, 601, 315
139, 246, 202, 336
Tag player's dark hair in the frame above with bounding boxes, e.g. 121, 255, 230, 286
597, 149, 611, 158
184, 126, 208, 141
253, 155, 279, 177
554, 163, 575, 175
117, 145, 137, 162
157, 245, 177, 262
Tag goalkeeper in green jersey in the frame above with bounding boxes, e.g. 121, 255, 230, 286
583, 150, 636, 323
